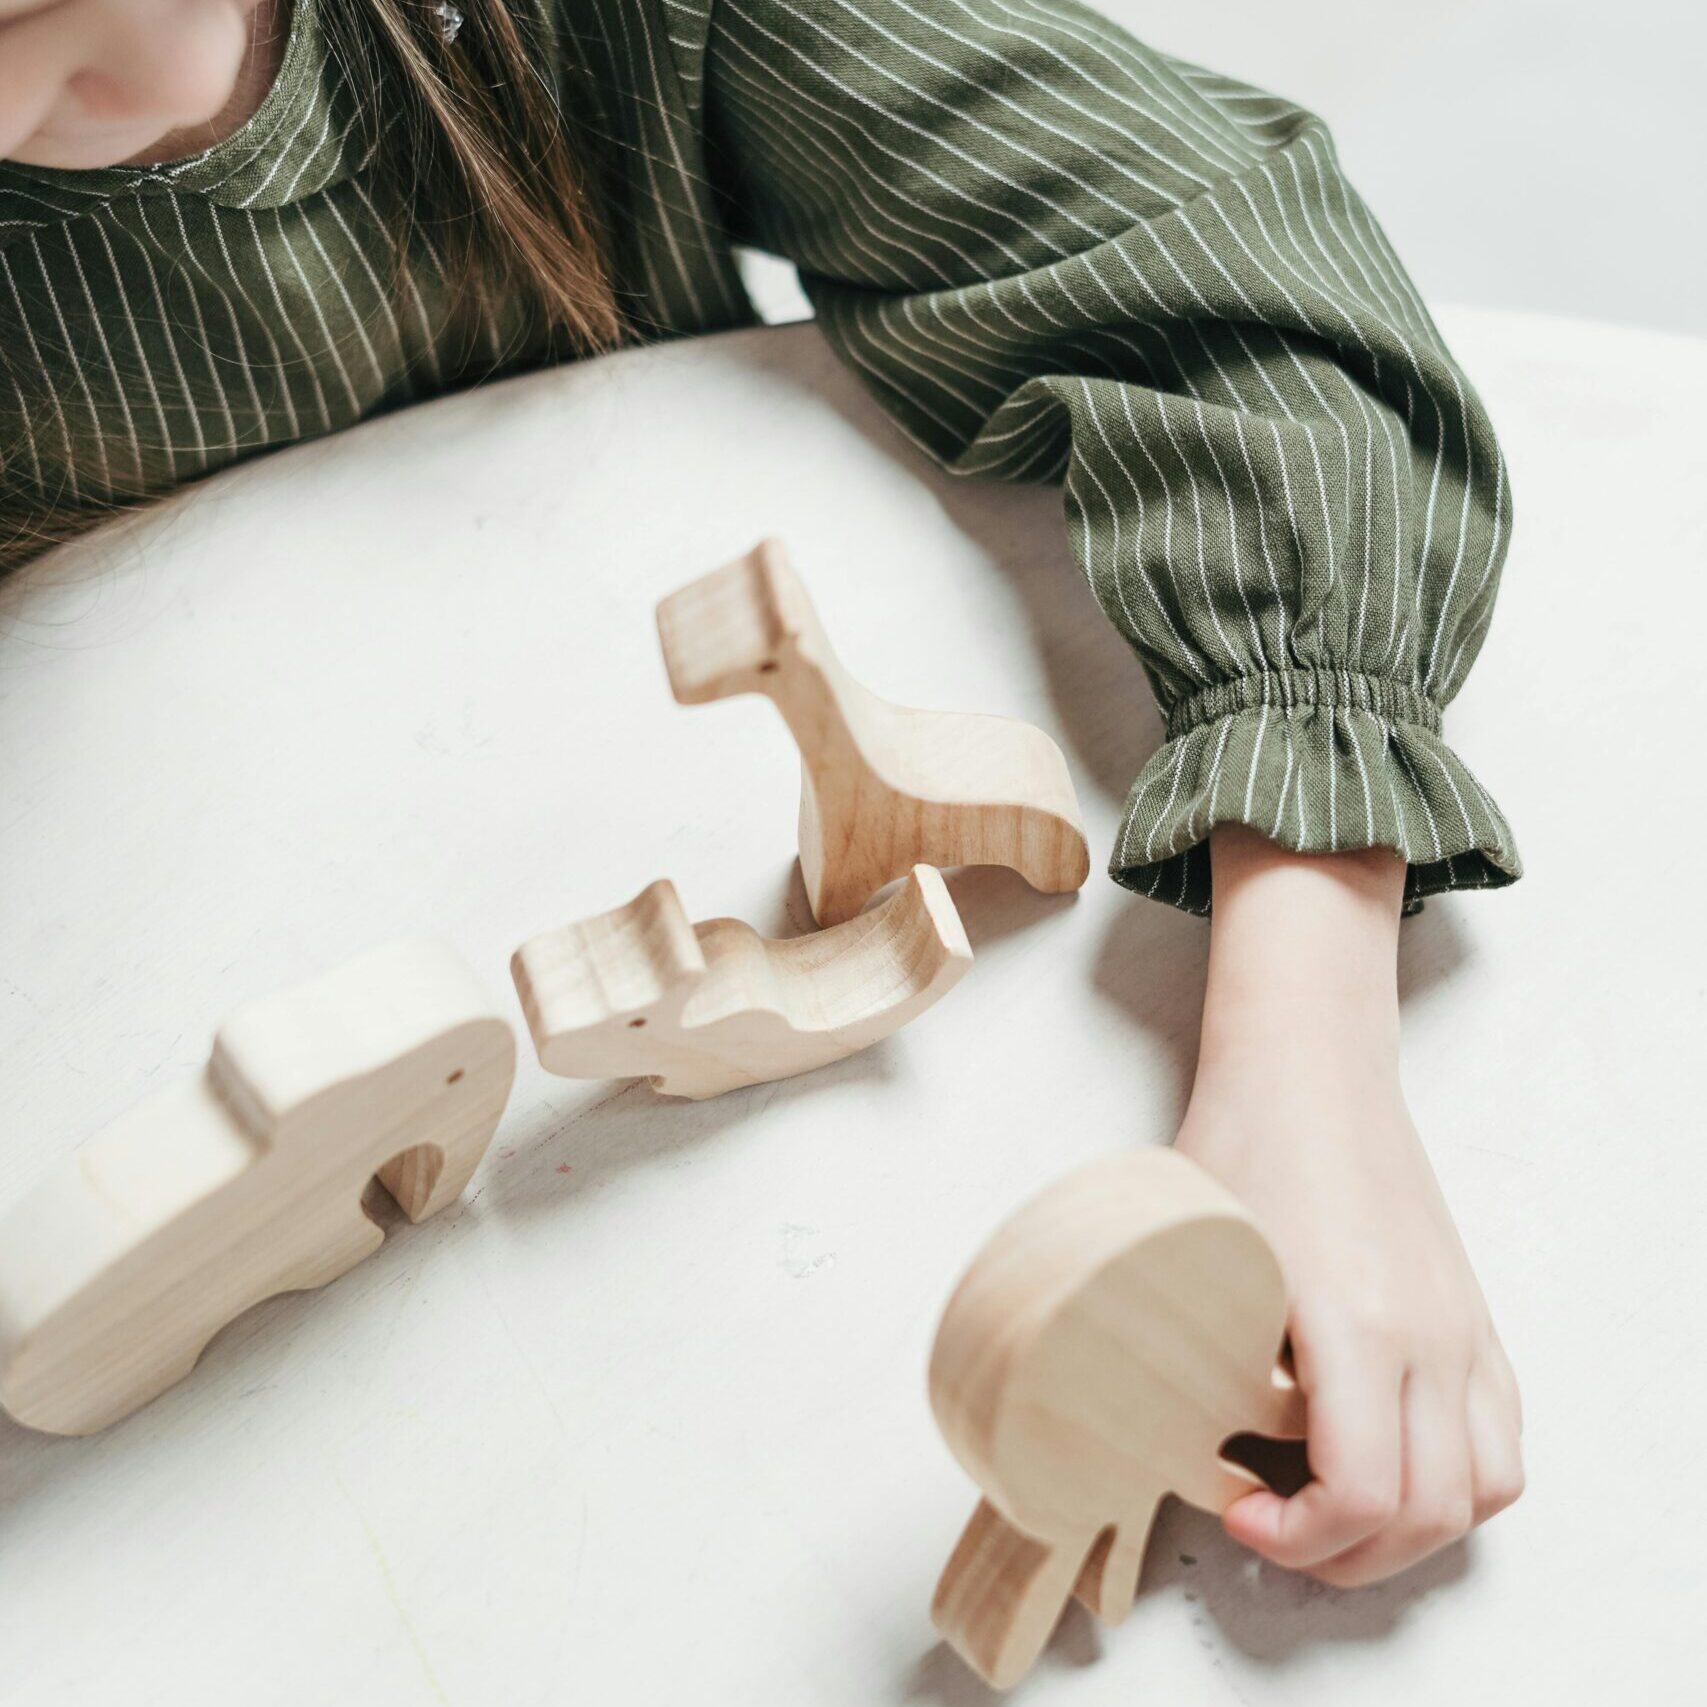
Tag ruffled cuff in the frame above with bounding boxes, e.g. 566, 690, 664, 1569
1112, 669, 1522, 915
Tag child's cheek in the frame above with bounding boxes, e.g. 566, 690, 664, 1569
64, 69, 139, 123
6, 0, 252, 167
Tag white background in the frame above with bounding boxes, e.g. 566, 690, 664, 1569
743, 1, 1707, 338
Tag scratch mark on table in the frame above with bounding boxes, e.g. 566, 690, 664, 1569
471, 1264, 572, 1440
336, 1472, 452, 1704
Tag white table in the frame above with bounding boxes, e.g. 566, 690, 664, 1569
1, 308, 1701, 1704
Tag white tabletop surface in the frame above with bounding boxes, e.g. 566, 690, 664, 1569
1, 307, 1702, 1705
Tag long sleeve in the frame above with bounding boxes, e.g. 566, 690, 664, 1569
697, 0, 1520, 913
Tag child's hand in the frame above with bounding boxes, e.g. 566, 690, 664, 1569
1175, 825, 1524, 1587
0, 0, 266, 170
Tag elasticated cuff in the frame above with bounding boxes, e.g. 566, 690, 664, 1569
1111, 670, 1522, 916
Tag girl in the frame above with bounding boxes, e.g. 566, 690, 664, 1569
0, 0, 1524, 1587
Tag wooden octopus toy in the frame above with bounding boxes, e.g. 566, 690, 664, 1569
0, 940, 515, 1435
928, 1147, 1306, 1689
512, 865, 972, 1099
656, 539, 1091, 927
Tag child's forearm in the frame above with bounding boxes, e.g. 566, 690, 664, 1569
1175, 826, 1524, 1586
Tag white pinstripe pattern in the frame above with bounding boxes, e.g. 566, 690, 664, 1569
0, 0, 1517, 912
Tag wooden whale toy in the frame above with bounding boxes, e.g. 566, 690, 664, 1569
512, 864, 972, 1099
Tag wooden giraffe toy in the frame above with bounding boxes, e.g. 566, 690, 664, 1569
928, 1147, 1306, 1689
512, 864, 972, 1099
0, 940, 516, 1435
656, 539, 1091, 926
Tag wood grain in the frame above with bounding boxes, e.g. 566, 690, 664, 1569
657, 539, 1090, 925
928, 1148, 1304, 1688
512, 864, 972, 1098
0, 940, 516, 1435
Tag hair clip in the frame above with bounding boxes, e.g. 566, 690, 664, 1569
432, 2, 465, 44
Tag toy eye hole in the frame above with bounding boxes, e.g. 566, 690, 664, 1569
445, 1069, 465, 1085
757, 660, 778, 674
627, 1017, 647, 1030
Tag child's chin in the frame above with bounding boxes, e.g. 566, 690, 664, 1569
8, 123, 176, 172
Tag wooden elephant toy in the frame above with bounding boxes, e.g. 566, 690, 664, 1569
0, 939, 516, 1435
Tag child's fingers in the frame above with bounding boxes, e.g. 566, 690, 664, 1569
1482, 1332, 1524, 1434
1312, 1369, 1473, 1587
1466, 1364, 1526, 1523
1222, 1342, 1402, 1569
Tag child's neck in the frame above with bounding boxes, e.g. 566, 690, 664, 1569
124, 0, 292, 168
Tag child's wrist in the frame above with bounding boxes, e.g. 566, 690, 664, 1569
1198, 825, 1405, 1069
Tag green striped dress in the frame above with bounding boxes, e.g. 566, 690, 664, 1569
0, 0, 1520, 913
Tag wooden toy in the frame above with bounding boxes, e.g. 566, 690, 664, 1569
0, 940, 516, 1436
928, 1148, 1306, 1689
512, 864, 972, 1099
656, 539, 1091, 926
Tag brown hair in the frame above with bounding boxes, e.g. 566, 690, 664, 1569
0, 0, 625, 577
323, 0, 624, 361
